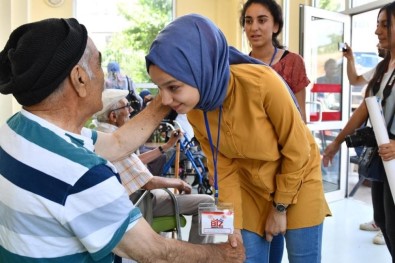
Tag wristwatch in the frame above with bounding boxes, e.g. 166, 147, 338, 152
158, 146, 165, 154
273, 202, 288, 213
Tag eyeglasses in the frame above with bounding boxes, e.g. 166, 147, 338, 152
111, 102, 131, 111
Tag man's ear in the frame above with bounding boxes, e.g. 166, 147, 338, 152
108, 111, 117, 124
70, 65, 89, 98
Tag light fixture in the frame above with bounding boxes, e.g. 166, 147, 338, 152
44, 0, 65, 8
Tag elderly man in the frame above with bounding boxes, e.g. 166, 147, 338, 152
0, 18, 244, 262
94, 89, 215, 244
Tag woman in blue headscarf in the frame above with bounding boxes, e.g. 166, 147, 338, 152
146, 14, 331, 263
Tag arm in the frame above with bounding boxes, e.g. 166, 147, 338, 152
143, 176, 192, 194
263, 73, 311, 204
113, 218, 245, 262
344, 44, 368, 86
280, 53, 309, 123
138, 129, 183, 164
259, 73, 310, 238
95, 95, 170, 161
322, 100, 368, 166
294, 88, 306, 123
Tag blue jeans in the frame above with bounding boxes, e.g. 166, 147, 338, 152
241, 223, 323, 263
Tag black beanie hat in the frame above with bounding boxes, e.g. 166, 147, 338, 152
0, 18, 88, 106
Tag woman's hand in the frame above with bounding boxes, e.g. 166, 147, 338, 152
228, 228, 243, 248
342, 43, 354, 61
379, 140, 395, 161
322, 141, 342, 167
264, 205, 287, 242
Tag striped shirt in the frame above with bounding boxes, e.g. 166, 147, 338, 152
0, 110, 141, 263
113, 153, 153, 195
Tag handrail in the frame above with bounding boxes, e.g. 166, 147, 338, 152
306, 101, 323, 123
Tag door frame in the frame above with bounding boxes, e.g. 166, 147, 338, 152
300, 5, 351, 202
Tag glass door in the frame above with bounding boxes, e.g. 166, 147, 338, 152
300, 6, 350, 202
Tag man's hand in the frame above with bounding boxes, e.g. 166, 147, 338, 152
164, 129, 183, 150
175, 178, 192, 194
115, 218, 245, 262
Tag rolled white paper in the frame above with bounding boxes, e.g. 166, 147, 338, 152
365, 96, 395, 202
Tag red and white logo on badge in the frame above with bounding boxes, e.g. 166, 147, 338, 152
210, 217, 224, 228
200, 210, 234, 234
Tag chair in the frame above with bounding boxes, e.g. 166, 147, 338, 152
133, 188, 187, 240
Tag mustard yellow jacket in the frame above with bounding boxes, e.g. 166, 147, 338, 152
188, 64, 331, 236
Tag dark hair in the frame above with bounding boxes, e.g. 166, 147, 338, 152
240, 0, 284, 48
365, 2, 395, 102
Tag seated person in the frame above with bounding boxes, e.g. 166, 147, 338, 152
94, 89, 215, 244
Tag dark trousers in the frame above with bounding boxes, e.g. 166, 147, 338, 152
372, 177, 395, 260
139, 145, 167, 176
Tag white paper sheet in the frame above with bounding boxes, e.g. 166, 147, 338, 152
365, 97, 395, 202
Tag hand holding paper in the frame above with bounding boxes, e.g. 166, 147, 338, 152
365, 97, 395, 202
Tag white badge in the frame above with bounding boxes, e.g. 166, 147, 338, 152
198, 203, 234, 235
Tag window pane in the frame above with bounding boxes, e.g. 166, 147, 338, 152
350, 9, 381, 110
352, 0, 377, 8
309, 16, 344, 122
314, 0, 345, 12
75, 0, 173, 83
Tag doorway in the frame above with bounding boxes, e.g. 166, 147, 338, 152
300, 6, 351, 202
300, 4, 384, 201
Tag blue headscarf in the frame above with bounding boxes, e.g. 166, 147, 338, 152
107, 61, 120, 73
146, 14, 264, 111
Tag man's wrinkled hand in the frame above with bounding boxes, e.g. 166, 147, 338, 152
177, 179, 192, 194
216, 239, 245, 263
